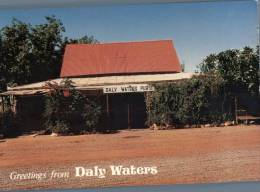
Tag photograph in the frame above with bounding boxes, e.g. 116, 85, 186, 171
0, 0, 260, 191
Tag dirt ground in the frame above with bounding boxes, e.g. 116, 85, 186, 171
1, 125, 260, 191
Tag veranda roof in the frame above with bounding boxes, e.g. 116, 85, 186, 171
0, 89, 49, 96
0, 72, 194, 96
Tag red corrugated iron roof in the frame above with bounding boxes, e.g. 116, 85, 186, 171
60, 40, 181, 78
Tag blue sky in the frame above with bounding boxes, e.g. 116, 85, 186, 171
0, 0, 257, 72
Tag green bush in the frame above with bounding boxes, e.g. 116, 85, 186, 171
51, 120, 70, 135
145, 74, 235, 127
82, 98, 102, 132
0, 109, 18, 136
44, 79, 102, 134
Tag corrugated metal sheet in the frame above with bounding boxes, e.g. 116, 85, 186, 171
60, 40, 181, 77
5, 72, 193, 92
0, 89, 49, 96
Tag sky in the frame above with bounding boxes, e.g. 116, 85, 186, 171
0, 0, 258, 72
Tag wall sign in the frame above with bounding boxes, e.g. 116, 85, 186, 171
103, 84, 155, 94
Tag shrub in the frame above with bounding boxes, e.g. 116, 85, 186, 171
82, 98, 102, 132
145, 74, 235, 127
44, 79, 102, 134
51, 120, 70, 135
0, 109, 18, 136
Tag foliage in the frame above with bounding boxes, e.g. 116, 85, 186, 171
0, 16, 100, 135
0, 109, 17, 136
0, 16, 98, 92
82, 98, 102, 132
199, 47, 259, 95
147, 46, 260, 127
29, 16, 65, 82
146, 74, 234, 126
0, 19, 31, 87
51, 120, 70, 135
44, 79, 102, 134
0, 35, 6, 92
64, 35, 99, 44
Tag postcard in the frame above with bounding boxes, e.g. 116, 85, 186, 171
0, 0, 259, 191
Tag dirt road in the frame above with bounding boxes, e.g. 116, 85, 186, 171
1, 125, 260, 190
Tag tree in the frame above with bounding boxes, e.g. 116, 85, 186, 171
199, 47, 259, 95
0, 34, 6, 92
0, 19, 32, 87
0, 15, 99, 91
30, 15, 65, 82
0, 16, 64, 87
199, 54, 218, 73
64, 35, 99, 44
238, 47, 259, 94
60, 35, 99, 56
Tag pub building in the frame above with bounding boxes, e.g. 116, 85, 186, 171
0, 40, 193, 131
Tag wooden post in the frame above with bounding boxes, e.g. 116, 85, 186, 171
1, 96, 5, 113
106, 94, 110, 129
12, 96, 17, 114
246, 111, 248, 125
145, 92, 151, 127
1, 96, 4, 129
235, 96, 238, 125
127, 103, 131, 129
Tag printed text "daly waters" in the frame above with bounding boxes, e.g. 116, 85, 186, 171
75, 165, 158, 179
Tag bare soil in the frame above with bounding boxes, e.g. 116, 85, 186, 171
1, 125, 260, 190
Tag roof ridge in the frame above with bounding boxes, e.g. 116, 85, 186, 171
67, 39, 173, 46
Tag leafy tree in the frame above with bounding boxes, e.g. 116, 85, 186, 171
30, 15, 65, 82
64, 35, 99, 44
0, 19, 32, 87
199, 47, 259, 95
238, 47, 259, 94
0, 15, 99, 91
0, 34, 6, 92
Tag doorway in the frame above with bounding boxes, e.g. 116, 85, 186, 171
106, 93, 147, 130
